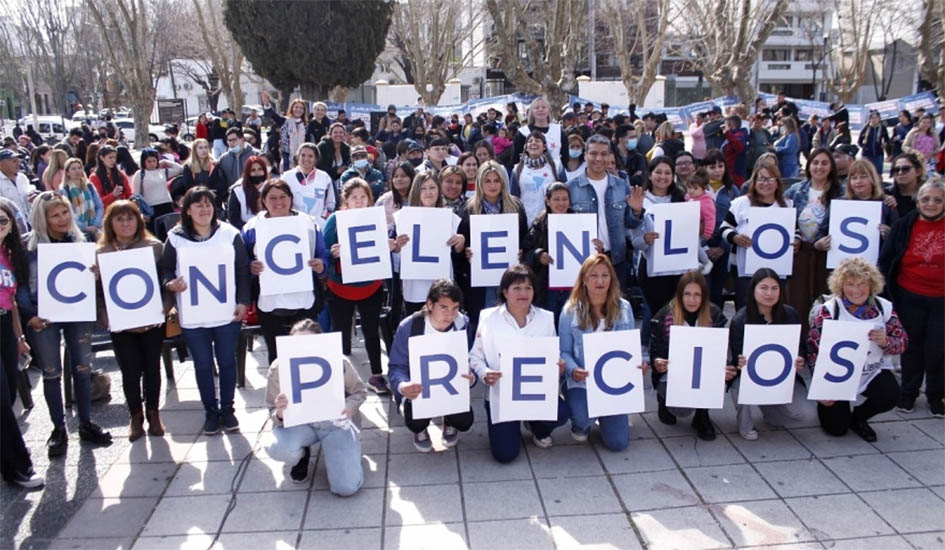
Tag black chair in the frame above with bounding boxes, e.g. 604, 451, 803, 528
154, 212, 180, 242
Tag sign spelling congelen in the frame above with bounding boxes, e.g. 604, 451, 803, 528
470, 214, 519, 287
336, 206, 392, 284
98, 247, 165, 332
38, 243, 97, 322
255, 216, 313, 296
396, 207, 457, 281
176, 245, 236, 327
276, 332, 346, 427
547, 213, 597, 288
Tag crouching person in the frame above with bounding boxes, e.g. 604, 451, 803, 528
265, 319, 366, 495
388, 279, 476, 452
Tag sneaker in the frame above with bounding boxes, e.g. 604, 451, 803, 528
570, 428, 589, 443
220, 408, 240, 432
290, 447, 311, 484
442, 425, 459, 448
10, 469, 44, 489
929, 400, 944, 418
896, 395, 915, 413
367, 375, 391, 395
850, 419, 877, 442
531, 434, 553, 449
413, 429, 433, 453
46, 426, 67, 458
78, 421, 112, 446
740, 429, 759, 441
691, 410, 716, 441
203, 411, 220, 435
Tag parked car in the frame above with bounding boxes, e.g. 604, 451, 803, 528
112, 118, 163, 145
17, 116, 71, 144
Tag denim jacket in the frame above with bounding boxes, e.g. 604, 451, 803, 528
558, 298, 635, 390
567, 172, 642, 266
784, 179, 844, 242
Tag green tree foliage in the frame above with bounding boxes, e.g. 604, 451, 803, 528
223, 0, 392, 100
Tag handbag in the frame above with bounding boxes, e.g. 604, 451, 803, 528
165, 309, 182, 338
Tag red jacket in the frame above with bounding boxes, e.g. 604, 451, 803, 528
196, 122, 209, 141
90, 171, 132, 208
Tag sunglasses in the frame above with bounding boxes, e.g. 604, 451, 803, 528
891, 166, 913, 174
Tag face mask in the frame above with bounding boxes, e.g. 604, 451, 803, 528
408, 158, 424, 167
569, 149, 582, 159
247, 174, 266, 185
354, 159, 369, 170
626, 138, 638, 149
229, 145, 242, 154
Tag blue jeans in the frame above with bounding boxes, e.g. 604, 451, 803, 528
483, 398, 569, 464
31, 321, 93, 426
565, 387, 630, 451
182, 322, 240, 413
865, 154, 884, 177
268, 421, 363, 496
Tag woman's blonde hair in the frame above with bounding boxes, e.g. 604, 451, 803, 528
565, 254, 624, 331
655, 121, 674, 142
184, 138, 214, 175
42, 149, 69, 189
469, 160, 519, 214
61, 158, 90, 190
525, 96, 554, 127
27, 191, 85, 251
827, 256, 885, 297
844, 159, 884, 200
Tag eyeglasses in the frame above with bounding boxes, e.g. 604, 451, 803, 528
892, 166, 913, 174
675, 160, 694, 166
918, 196, 944, 205
756, 177, 778, 184
0, 216, 10, 226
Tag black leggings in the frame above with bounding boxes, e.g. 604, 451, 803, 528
328, 287, 384, 375
817, 369, 900, 436
402, 400, 474, 434
111, 325, 165, 412
897, 288, 944, 404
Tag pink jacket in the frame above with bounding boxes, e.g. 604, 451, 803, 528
686, 192, 716, 240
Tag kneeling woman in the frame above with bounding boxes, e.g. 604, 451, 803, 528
727, 268, 808, 440
266, 319, 366, 494
388, 279, 475, 452
470, 264, 569, 463
559, 254, 641, 451
650, 270, 727, 441
807, 257, 907, 442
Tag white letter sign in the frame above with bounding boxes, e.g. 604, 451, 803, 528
827, 200, 881, 268
38, 243, 96, 322
176, 245, 235, 327
490, 336, 559, 423
277, 332, 346, 427
98, 247, 164, 332
648, 201, 700, 275
336, 206, 392, 284
737, 324, 801, 405
807, 319, 870, 402
743, 207, 797, 277
396, 207, 456, 281
256, 216, 313, 296
408, 330, 471, 419
666, 326, 729, 409
547, 213, 597, 288
470, 213, 518, 287
584, 330, 645, 417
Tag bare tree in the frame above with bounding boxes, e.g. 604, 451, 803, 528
84, 0, 177, 147
822, 0, 882, 103
599, 0, 672, 106
917, 0, 945, 95
191, 0, 244, 114
675, 0, 788, 103
485, 0, 586, 112
388, 0, 486, 105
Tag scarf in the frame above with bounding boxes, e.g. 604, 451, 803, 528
524, 155, 547, 169
840, 295, 878, 320
483, 198, 502, 215
279, 117, 307, 157
62, 181, 96, 226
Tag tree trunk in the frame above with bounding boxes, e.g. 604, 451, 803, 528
131, 93, 154, 149
299, 83, 329, 102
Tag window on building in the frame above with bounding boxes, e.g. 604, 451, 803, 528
795, 49, 814, 61
762, 49, 790, 62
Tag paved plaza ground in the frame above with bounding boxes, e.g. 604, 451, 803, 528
1, 326, 944, 550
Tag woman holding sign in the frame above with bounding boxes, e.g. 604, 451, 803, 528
159, 186, 250, 435
807, 257, 907, 442
323, 178, 392, 395
719, 162, 792, 309
727, 268, 807, 440
458, 160, 528, 332
95, 200, 168, 441
559, 254, 639, 450
880, 179, 945, 416
650, 271, 727, 441
785, 147, 843, 336
470, 264, 569, 462
843, 159, 899, 242
242, 179, 330, 365
18, 193, 113, 456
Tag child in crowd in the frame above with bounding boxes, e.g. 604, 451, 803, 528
685, 168, 716, 243
492, 127, 513, 157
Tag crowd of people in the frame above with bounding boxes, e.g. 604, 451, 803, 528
0, 92, 942, 498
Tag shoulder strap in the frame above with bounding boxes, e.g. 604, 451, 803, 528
409, 311, 426, 337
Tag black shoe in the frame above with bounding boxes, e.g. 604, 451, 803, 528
850, 419, 877, 442
220, 407, 240, 432
657, 396, 677, 425
203, 411, 220, 435
46, 426, 67, 458
290, 447, 311, 484
78, 421, 112, 445
929, 400, 944, 418
896, 395, 915, 413
691, 410, 716, 441
10, 469, 44, 489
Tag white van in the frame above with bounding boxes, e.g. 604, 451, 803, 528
17, 116, 72, 144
